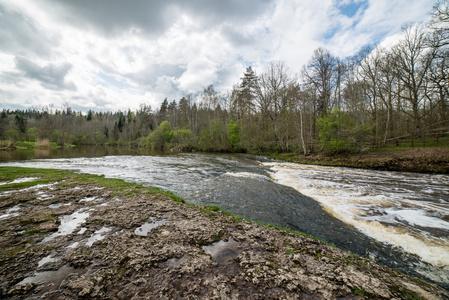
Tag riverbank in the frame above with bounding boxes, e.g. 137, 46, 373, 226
268, 147, 449, 174
1, 167, 447, 299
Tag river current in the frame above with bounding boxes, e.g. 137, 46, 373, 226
1, 152, 448, 289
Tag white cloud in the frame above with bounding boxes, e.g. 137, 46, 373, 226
178, 57, 218, 92
0, 0, 436, 112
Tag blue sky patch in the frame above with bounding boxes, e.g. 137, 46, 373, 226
338, 0, 368, 18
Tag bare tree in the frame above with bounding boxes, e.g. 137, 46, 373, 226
392, 25, 437, 137
301, 48, 337, 117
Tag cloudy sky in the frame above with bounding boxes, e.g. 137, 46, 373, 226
0, 0, 436, 113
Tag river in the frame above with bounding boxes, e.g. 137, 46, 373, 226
1, 149, 448, 289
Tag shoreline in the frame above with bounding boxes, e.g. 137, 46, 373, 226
265, 147, 449, 174
0, 167, 448, 299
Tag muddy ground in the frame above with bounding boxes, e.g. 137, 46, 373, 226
0, 174, 448, 299
272, 147, 449, 174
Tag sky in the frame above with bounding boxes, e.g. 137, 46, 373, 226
0, 0, 437, 113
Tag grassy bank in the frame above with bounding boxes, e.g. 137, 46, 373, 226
1, 166, 447, 299
0, 167, 329, 243
267, 147, 449, 174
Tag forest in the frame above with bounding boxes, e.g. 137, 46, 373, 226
1, 4, 448, 155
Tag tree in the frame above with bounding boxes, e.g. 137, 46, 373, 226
255, 61, 297, 151
429, 0, 449, 47
392, 25, 437, 137
317, 107, 355, 153
234, 66, 258, 118
228, 120, 241, 151
86, 110, 94, 121
0, 110, 9, 138
148, 121, 173, 150
14, 114, 27, 133
302, 48, 337, 117
159, 98, 169, 122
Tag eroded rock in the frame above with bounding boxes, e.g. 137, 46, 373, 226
0, 178, 448, 299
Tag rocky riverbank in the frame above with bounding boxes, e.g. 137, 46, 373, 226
0, 167, 448, 299
271, 147, 449, 174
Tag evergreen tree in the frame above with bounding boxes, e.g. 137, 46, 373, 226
14, 114, 27, 133
235, 66, 258, 118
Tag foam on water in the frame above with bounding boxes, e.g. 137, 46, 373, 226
223, 172, 270, 181
263, 162, 449, 269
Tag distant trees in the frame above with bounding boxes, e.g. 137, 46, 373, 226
2, 3, 448, 154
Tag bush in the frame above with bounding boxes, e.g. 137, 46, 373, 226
172, 128, 193, 149
148, 121, 173, 150
317, 107, 355, 153
228, 120, 241, 151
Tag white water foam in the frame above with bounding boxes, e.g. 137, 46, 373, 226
262, 162, 449, 269
223, 172, 270, 181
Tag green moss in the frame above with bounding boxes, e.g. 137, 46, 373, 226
24, 230, 49, 236
352, 287, 365, 297
0, 246, 25, 260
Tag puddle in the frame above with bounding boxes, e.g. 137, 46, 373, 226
68, 242, 79, 249
48, 202, 72, 209
17, 265, 80, 291
134, 218, 168, 236
37, 255, 59, 267
80, 196, 99, 202
0, 205, 21, 220
202, 237, 240, 263
86, 227, 111, 246
42, 210, 90, 243
0, 177, 39, 186
167, 256, 188, 267
37, 193, 54, 200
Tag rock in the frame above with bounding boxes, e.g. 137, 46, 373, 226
0, 178, 448, 299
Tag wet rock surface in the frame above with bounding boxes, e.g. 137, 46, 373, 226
1, 177, 448, 299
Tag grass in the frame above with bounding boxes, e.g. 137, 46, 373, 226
0, 166, 355, 260
5, 140, 76, 150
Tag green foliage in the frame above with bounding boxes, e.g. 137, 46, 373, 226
148, 121, 173, 150
14, 115, 27, 133
172, 128, 193, 149
228, 120, 241, 151
199, 119, 228, 150
317, 107, 355, 153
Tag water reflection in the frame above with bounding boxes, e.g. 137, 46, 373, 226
0, 145, 166, 162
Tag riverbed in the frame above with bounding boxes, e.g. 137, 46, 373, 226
1, 151, 448, 289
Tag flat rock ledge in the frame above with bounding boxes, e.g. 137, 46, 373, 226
1, 178, 448, 299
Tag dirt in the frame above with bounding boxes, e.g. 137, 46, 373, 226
286, 147, 449, 174
1, 177, 448, 299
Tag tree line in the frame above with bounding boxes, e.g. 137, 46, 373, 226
1, 2, 448, 154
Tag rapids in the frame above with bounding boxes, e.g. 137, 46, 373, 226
2, 152, 448, 288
